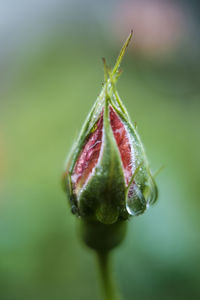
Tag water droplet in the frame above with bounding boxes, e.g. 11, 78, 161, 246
143, 176, 157, 206
126, 183, 146, 216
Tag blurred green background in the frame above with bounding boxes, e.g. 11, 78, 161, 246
0, 0, 200, 299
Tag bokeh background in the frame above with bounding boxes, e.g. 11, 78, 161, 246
0, 0, 200, 299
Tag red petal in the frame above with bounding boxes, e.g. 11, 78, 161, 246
72, 113, 103, 192
110, 106, 133, 185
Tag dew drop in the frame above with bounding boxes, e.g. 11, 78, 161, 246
143, 176, 157, 206
126, 183, 146, 216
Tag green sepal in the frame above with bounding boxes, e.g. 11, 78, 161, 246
107, 76, 158, 212
77, 95, 127, 224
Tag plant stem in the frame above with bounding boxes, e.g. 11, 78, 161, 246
97, 251, 122, 300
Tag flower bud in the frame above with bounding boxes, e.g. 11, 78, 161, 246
63, 32, 157, 225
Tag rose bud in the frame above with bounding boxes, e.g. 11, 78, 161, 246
63, 31, 157, 226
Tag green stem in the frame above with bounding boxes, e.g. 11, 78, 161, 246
97, 251, 122, 300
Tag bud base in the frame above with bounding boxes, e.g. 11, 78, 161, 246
80, 219, 127, 252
